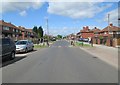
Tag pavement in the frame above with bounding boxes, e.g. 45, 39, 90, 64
2, 40, 118, 83
79, 43, 118, 69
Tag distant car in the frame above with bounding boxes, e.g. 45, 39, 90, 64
0, 38, 16, 60
51, 37, 56, 41
15, 40, 34, 53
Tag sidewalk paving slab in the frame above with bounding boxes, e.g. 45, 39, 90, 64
79, 44, 118, 69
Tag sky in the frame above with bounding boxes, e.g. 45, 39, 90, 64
0, 0, 119, 36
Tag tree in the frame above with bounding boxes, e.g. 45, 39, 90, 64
57, 35, 62, 39
38, 26, 43, 38
33, 26, 38, 34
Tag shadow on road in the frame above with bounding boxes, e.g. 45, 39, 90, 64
2, 56, 27, 67
1, 50, 37, 67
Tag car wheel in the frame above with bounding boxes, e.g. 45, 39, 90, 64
25, 48, 28, 53
32, 46, 34, 51
10, 51, 15, 60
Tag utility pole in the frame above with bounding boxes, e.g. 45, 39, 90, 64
108, 14, 110, 34
46, 18, 49, 36
45, 17, 49, 41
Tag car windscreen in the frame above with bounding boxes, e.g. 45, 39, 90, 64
16, 41, 27, 45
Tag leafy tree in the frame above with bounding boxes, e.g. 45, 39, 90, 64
38, 26, 43, 38
57, 35, 62, 39
43, 34, 48, 39
33, 26, 38, 34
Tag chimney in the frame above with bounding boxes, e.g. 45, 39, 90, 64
109, 23, 113, 26
86, 26, 89, 29
83, 26, 86, 29
94, 27, 97, 29
9, 22, 11, 24
2, 20, 4, 22
18, 26, 21, 28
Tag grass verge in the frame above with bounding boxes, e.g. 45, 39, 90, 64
75, 41, 91, 47
34, 44, 47, 48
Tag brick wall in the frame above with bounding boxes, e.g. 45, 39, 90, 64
93, 37, 118, 47
81, 32, 94, 39
117, 38, 120, 45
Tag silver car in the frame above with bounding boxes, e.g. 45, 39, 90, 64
15, 40, 34, 53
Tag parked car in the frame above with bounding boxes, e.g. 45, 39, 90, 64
0, 37, 16, 60
15, 40, 34, 53
83, 38, 89, 42
78, 38, 83, 41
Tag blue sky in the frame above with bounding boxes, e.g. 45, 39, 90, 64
0, 1, 119, 36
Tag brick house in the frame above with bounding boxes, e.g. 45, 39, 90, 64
17, 26, 38, 40
100, 23, 120, 38
0, 20, 22, 40
92, 23, 120, 47
100, 23, 120, 47
0, 20, 38, 41
17, 26, 27, 40
25, 29, 38, 39
80, 26, 94, 39
92, 27, 101, 44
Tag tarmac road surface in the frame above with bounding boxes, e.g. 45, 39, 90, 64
2, 40, 118, 83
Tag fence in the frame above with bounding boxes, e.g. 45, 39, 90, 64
93, 37, 119, 47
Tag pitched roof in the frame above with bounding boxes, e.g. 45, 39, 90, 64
102, 25, 120, 32
25, 29, 33, 33
80, 30, 93, 32
0, 20, 18, 29
92, 27, 101, 33
17, 26, 26, 31
76, 32, 81, 35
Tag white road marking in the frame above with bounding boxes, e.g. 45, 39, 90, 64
68, 45, 73, 47
58, 46, 61, 48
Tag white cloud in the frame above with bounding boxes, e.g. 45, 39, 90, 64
47, 2, 113, 19
1, 1, 44, 16
19, 10, 27, 16
49, 27, 80, 36
104, 8, 119, 26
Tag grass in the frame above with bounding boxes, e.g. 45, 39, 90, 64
75, 41, 92, 47
34, 44, 47, 48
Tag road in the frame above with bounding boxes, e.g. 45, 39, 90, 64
2, 40, 118, 83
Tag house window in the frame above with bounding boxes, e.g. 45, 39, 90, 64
16, 30, 18, 32
13, 29, 16, 32
104, 32, 107, 34
109, 32, 113, 34
3, 26, 10, 30
117, 32, 120, 34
